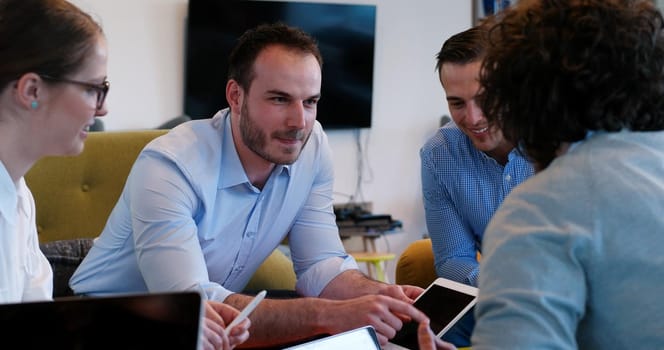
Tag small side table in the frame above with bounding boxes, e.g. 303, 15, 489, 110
337, 215, 402, 283
350, 251, 396, 283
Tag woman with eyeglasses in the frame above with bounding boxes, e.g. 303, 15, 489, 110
0, 0, 108, 304
0, 1, 248, 349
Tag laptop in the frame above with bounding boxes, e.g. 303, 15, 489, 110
0, 291, 203, 349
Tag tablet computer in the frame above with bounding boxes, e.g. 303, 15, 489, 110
284, 325, 381, 350
387, 277, 478, 350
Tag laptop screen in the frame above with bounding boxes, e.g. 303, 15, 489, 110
0, 291, 203, 349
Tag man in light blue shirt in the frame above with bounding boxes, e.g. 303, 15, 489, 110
71, 23, 433, 348
471, 0, 664, 348
420, 26, 534, 346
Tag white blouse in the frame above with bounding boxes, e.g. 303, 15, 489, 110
0, 162, 52, 303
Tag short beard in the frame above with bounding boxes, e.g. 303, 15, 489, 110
239, 100, 311, 165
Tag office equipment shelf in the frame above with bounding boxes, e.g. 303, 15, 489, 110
337, 215, 402, 282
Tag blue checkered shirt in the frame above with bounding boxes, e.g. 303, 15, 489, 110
420, 124, 534, 286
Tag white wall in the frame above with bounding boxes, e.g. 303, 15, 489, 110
71, 0, 472, 281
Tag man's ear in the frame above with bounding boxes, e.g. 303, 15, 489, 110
225, 79, 243, 111
14, 73, 42, 110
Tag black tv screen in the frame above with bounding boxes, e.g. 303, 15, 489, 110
184, 0, 376, 129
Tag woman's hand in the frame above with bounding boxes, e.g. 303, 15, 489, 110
201, 300, 250, 350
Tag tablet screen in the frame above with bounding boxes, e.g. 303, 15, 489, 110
390, 283, 476, 349
416, 284, 476, 333
284, 326, 381, 350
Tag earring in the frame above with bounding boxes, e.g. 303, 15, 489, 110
31, 100, 38, 109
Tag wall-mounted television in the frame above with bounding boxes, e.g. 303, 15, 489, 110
184, 0, 376, 129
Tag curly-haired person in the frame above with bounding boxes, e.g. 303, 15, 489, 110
471, 0, 664, 349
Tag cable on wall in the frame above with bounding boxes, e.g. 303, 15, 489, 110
352, 128, 373, 203
333, 128, 374, 209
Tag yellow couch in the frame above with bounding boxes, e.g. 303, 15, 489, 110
395, 238, 482, 288
25, 130, 296, 297
395, 239, 438, 288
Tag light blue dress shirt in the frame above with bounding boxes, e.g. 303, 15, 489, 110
420, 124, 534, 286
473, 131, 664, 349
70, 109, 358, 301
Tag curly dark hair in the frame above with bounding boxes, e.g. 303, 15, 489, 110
479, 0, 664, 168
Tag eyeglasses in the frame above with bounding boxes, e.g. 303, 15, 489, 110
40, 74, 110, 110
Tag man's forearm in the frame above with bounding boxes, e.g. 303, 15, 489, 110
225, 293, 329, 348
225, 275, 425, 348
319, 269, 384, 299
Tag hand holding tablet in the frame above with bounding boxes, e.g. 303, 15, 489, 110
387, 278, 478, 350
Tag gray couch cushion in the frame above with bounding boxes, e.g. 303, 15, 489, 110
39, 239, 93, 298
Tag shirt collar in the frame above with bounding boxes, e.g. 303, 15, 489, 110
567, 130, 597, 154
217, 110, 292, 189
0, 161, 18, 224
507, 147, 523, 162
